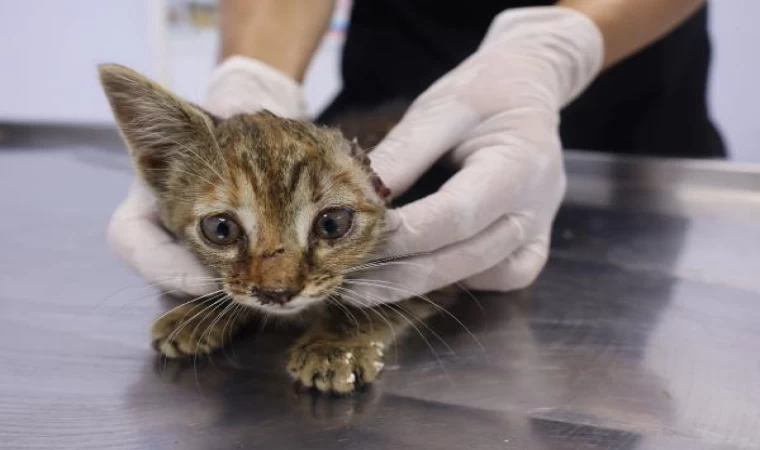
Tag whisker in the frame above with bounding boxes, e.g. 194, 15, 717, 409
345, 279, 487, 356
219, 303, 246, 367
111, 282, 224, 314
383, 302, 454, 384
258, 312, 270, 334
94, 277, 224, 311
333, 286, 400, 363
341, 282, 452, 353
161, 294, 229, 355
199, 300, 236, 352
344, 253, 431, 274
152, 289, 225, 324
157, 292, 226, 371
187, 297, 229, 394
194, 299, 237, 382
333, 286, 385, 333
162, 294, 229, 375
331, 289, 375, 333
448, 280, 488, 318
348, 259, 487, 317
388, 301, 456, 356
182, 296, 231, 350
325, 295, 360, 333
339, 286, 452, 383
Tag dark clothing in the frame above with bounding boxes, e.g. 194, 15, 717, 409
320, 1, 725, 158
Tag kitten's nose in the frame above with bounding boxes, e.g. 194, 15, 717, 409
251, 287, 297, 305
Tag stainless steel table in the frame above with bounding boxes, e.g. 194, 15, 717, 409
1, 135, 759, 450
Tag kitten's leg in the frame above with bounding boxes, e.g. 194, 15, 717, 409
151, 298, 253, 359
287, 296, 441, 395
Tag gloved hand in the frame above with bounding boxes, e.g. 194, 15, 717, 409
348, 7, 604, 304
108, 56, 307, 296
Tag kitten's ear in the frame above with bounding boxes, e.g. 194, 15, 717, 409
98, 64, 218, 187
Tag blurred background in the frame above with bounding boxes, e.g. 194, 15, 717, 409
0, 0, 757, 161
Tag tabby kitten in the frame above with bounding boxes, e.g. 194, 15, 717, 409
99, 65, 440, 394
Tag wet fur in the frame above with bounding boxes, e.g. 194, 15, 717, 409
99, 64, 442, 394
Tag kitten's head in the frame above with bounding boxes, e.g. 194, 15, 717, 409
99, 64, 390, 316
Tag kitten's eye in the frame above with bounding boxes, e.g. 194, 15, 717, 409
200, 214, 242, 246
314, 208, 354, 241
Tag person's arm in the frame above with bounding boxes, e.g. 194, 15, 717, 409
560, 0, 707, 68
219, 0, 336, 82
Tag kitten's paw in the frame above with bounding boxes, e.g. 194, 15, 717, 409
151, 303, 230, 359
287, 336, 386, 395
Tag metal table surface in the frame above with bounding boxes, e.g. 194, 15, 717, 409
1, 134, 759, 450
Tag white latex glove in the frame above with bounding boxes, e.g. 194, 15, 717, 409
348, 7, 604, 304
108, 56, 307, 297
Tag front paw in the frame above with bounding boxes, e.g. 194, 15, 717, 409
151, 303, 229, 359
287, 336, 386, 395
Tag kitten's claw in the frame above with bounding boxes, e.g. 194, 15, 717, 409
287, 335, 386, 395
151, 303, 232, 359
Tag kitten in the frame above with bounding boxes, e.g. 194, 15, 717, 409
99, 64, 442, 394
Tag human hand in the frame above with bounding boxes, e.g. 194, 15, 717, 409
107, 56, 306, 297
350, 7, 604, 303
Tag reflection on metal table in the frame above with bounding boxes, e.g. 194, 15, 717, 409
1, 137, 759, 450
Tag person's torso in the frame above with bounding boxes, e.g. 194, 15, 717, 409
324, 0, 724, 158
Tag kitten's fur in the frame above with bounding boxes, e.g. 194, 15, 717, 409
99, 65, 443, 394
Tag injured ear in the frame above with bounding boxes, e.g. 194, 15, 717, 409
349, 138, 392, 203
98, 64, 219, 193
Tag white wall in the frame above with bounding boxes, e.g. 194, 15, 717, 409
708, 1, 760, 162
0, 0, 165, 125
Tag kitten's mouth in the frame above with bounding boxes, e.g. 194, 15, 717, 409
230, 293, 317, 316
